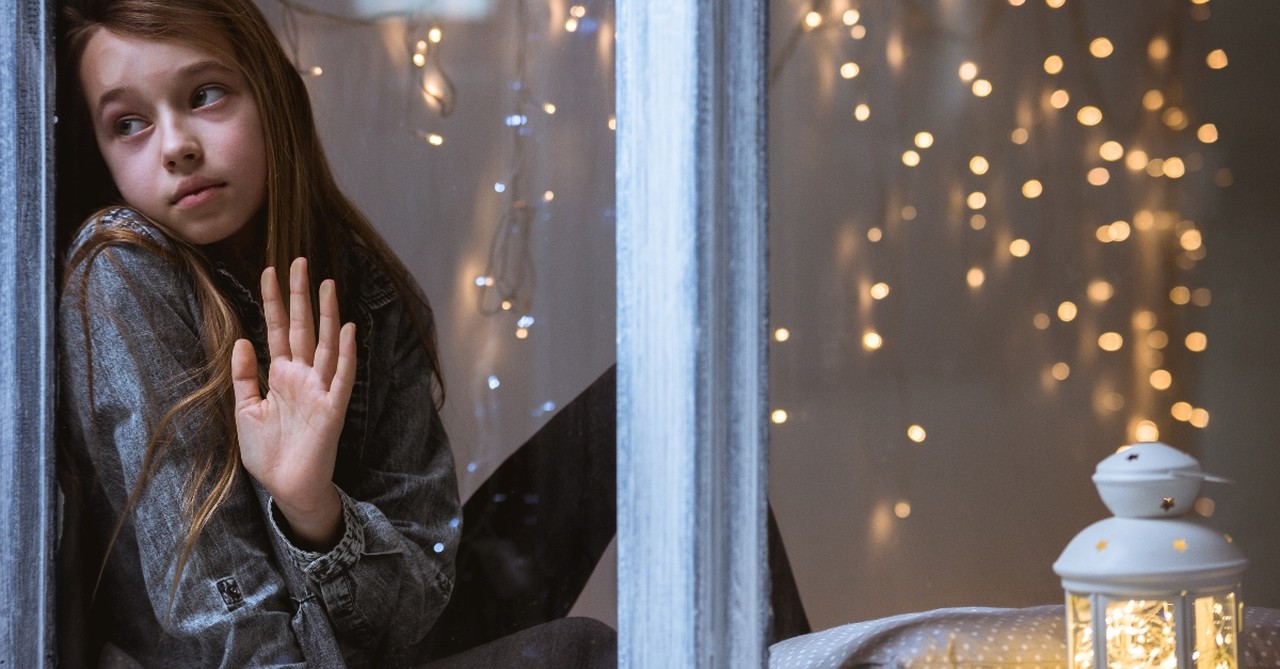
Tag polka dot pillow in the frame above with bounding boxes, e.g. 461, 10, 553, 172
769, 605, 1280, 669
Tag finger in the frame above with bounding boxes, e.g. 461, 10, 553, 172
289, 257, 316, 366
231, 338, 262, 409
313, 279, 341, 385
261, 266, 290, 361
329, 322, 357, 410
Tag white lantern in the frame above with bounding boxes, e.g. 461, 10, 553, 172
1053, 442, 1248, 669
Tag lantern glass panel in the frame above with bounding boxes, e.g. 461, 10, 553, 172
1068, 592, 1096, 669
1104, 598, 1177, 668
1193, 593, 1238, 669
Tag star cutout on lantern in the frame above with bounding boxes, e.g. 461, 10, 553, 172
1174, 539, 1188, 552
1127, 453, 1140, 461
1161, 497, 1175, 511
1096, 540, 1108, 551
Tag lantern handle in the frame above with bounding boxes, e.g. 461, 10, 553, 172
1171, 470, 1234, 485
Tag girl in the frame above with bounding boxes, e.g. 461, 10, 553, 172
56, 0, 461, 665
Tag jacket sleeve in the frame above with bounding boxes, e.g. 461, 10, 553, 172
58, 228, 314, 667
259, 253, 461, 664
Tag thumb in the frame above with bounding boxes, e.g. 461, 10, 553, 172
231, 338, 262, 409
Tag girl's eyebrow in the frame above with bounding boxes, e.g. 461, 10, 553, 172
94, 59, 237, 118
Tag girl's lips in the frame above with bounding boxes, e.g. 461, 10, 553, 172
175, 184, 226, 209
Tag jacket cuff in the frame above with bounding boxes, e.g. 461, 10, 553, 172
269, 485, 365, 583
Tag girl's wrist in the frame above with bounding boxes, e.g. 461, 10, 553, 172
274, 483, 344, 552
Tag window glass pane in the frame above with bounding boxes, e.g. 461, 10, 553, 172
768, 0, 1280, 634
262, 0, 619, 645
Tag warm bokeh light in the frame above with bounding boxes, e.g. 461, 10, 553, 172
867, 227, 883, 242
1089, 37, 1114, 58
1134, 420, 1160, 442
1045, 0, 1065, 8
1163, 107, 1188, 130
969, 155, 990, 175
1087, 280, 1114, 302
1052, 362, 1070, 381
966, 267, 985, 288
1172, 401, 1194, 422
969, 214, 987, 230
1150, 369, 1172, 391
907, 425, 927, 443
854, 103, 871, 121
1009, 239, 1031, 257
972, 79, 993, 97
1022, 179, 1043, 198
902, 150, 921, 167
1192, 288, 1212, 306
1206, 48, 1229, 69
1190, 408, 1210, 428
1077, 105, 1103, 126
914, 131, 935, 149
771, 409, 789, 424
1033, 313, 1051, 330
1011, 128, 1029, 144
1058, 301, 1078, 322
1198, 123, 1219, 143
1099, 140, 1124, 161
1148, 330, 1169, 349
1180, 228, 1203, 251
958, 61, 978, 82
1098, 332, 1124, 351
1049, 89, 1070, 109
1126, 149, 1149, 171
1148, 36, 1170, 61
842, 9, 860, 25
1044, 54, 1063, 74
863, 330, 884, 350
967, 191, 987, 209
1186, 332, 1208, 352
774, 328, 791, 342
803, 10, 823, 29
894, 501, 912, 519
1133, 310, 1156, 330
1170, 286, 1191, 305
841, 62, 861, 79
1142, 89, 1164, 110
1087, 167, 1110, 185
1162, 156, 1186, 178
1194, 497, 1216, 517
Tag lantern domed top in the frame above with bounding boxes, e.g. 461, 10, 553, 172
1092, 442, 1223, 517
1054, 442, 1247, 595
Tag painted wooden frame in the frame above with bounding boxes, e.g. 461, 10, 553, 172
0, 0, 58, 665
616, 0, 770, 666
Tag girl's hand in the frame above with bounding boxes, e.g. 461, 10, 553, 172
230, 257, 356, 551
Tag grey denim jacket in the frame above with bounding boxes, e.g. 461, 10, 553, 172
59, 208, 460, 668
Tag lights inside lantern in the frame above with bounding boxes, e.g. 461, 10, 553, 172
1053, 442, 1247, 669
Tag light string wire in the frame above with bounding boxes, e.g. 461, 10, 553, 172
478, 0, 537, 317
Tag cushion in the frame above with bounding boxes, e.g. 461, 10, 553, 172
769, 605, 1280, 669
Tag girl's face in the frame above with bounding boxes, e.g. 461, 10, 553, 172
79, 29, 267, 246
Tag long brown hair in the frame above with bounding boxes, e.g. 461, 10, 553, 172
58, 0, 445, 608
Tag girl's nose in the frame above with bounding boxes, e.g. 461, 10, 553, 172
161, 118, 202, 170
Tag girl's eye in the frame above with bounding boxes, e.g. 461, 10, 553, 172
192, 86, 227, 108
114, 118, 146, 137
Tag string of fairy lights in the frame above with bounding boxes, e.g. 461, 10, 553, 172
271, 0, 612, 349
768, 0, 1228, 521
